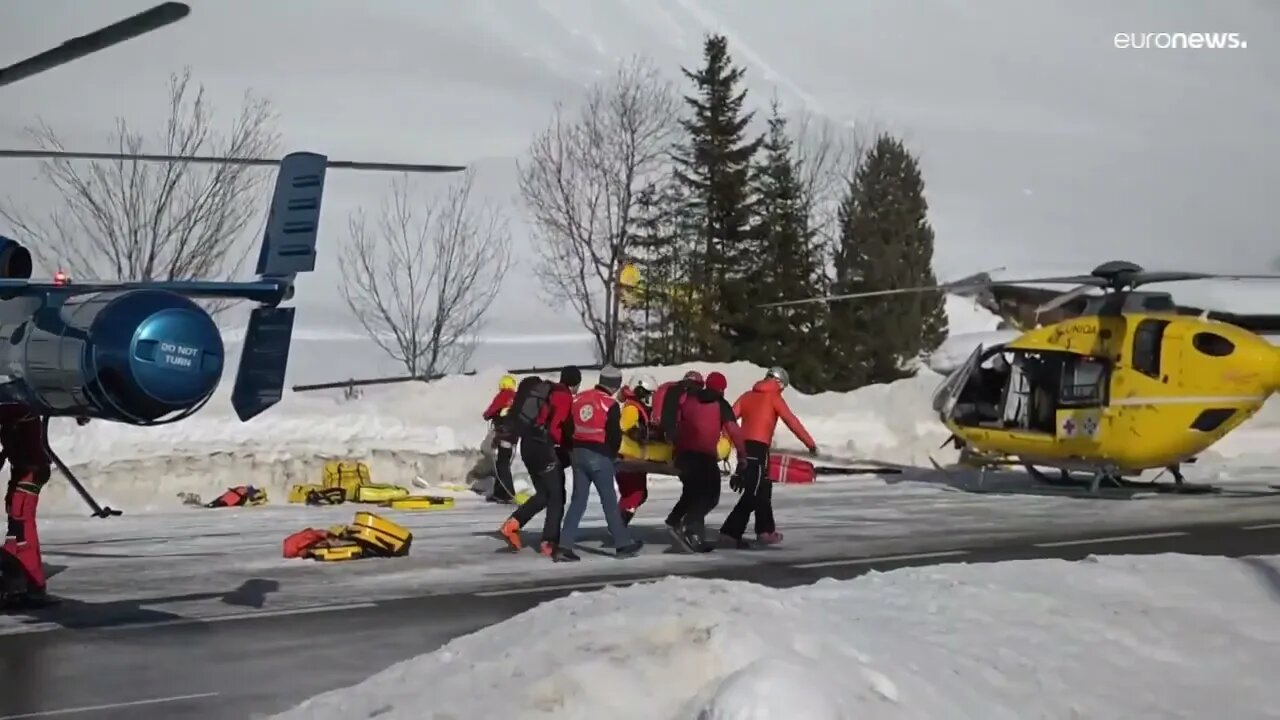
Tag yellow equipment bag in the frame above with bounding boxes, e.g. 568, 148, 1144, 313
309, 542, 365, 562
382, 495, 454, 510
289, 483, 325, 504
347, 511, 412, 557
306, 487, 346, 506
322, 461, 371, 501
354, 484, 410, 503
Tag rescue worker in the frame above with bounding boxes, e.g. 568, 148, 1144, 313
617, 374, 656, 525
665, 371, 744, 553
482, 374, 518, 504
653, 370, 704, 441
719, 366, 816, 548
0, 404, 55, 608
498, 367, 580, 557
559, 365, 642, 561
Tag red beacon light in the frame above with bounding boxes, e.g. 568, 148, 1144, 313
53, 270, 69, 286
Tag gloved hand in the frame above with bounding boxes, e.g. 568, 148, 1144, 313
808, 445, 818, 457
729, 467, 745, 493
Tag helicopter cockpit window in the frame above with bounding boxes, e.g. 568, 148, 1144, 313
1192, 332, 1235, 357
1132, 319, 1169, 378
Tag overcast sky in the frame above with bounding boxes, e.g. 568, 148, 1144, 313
2, 0, 1277, 363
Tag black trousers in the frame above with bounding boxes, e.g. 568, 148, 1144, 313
491, 441, 515, 501
720, 440, 774, 538
665, 451, 722, 537
511, 437, 565, 544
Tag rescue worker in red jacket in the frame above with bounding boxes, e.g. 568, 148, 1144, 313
616, 374, 657, 525
558, 365, 642, 561
719, 366, 816, 547
482, 374, 518, 504
0, 404, 55, 608
499, 367, 580, 557
665, 371, 744, 553
653, 370, 703, 441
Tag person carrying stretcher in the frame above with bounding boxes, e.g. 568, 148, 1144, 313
666, 371, 745, 553
0, 403, 56, 609
483, 374, 518, 504
616, 374, 656, 525
719, 366, 816, 548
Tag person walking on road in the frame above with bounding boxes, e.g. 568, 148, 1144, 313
482, 374, 518, 504
665, 371, 744, 553
559, 365, 643, 561
719, 366, 816, 548
616, 374, 656, 525
498, 367, 580, 558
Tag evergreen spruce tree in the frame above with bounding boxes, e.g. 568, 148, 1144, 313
671, 33, 763, 360
827, 132, 947, 388
628, 177, 698, 364
746, 100, 828, 391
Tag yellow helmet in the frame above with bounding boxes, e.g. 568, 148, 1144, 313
499, 374, 517, 391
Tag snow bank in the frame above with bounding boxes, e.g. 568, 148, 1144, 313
275, 553, 1280, 719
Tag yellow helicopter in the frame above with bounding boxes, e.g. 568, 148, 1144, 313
765, 260, 1280, 494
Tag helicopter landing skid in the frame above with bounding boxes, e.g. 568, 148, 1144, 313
1025, 464, 1220, 496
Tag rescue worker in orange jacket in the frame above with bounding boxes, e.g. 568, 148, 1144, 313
616, 374, 657, 525
559, 365, 641, 561
483, 374, 518, 504
719, 366, 816, 548
0, 404, 56, 609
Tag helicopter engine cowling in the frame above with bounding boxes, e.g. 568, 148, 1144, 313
0, 289, 224, 424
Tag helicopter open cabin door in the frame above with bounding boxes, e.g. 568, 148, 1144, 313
1051, 354, 1111, 457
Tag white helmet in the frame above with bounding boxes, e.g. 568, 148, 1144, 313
632, 374, 657, 393
766, 366, 789, 389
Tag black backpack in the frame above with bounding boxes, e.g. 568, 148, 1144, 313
503, 376, 554, 439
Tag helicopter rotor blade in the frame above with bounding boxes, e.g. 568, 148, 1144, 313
1033, 283, 1097, 316
759, 274, 1106, 308
1131, 271, 1280, 286
0, 149, 465, 173
0, 3, 190, 90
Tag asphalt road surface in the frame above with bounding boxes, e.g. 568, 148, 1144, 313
3, 518, 1280, 719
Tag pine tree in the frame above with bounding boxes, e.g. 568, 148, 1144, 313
746, 101, 829, 391
627, 177, 698, 364
827, 132, 947, 388
672, 33, 763, 360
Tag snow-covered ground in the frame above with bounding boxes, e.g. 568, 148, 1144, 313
273, 553, 1280, 719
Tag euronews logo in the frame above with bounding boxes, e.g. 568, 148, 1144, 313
1114, 32, 1247, 49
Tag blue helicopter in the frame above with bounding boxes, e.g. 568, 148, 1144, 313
0, 3, 465, 515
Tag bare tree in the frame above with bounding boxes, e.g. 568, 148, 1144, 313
339, 170, 512, 377
0, 67, 279, 313
789, 108, 876, 245
518, 56, 681, 363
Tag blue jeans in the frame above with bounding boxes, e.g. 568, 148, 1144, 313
562, 447, 633, 549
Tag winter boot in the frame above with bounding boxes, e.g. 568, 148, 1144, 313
756, 531, 783, 545
498, 518, 523, 551
614, 539, 644, 558
719, 532, 753, 550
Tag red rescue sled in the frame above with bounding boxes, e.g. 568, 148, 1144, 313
768, 454, 816, 484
